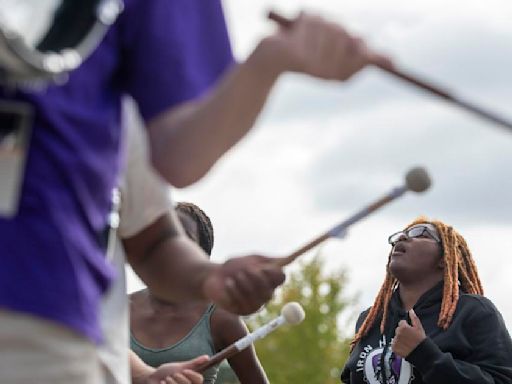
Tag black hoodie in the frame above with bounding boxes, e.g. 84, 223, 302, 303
341, 282, 512, 384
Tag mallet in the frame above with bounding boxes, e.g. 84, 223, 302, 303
273, 167, 431, 267
195, 302, 305, 373
268, 10, 512, 133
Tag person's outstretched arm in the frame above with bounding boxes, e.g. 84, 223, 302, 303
120, 107, 284, 316
147, 13, 389, 187
124, 213, 285, 315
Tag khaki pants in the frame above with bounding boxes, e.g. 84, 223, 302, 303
0, 309, 103, 384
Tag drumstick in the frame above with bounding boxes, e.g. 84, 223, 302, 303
267, 10, 512, 133
195, 302, 305, 373
273, 167, 431, 267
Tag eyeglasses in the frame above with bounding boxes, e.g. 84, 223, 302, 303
388, 225, 441, 246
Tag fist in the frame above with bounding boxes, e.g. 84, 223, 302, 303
259, 12, 391, 81
202, 255, 285, 315
391, 309, 427, 358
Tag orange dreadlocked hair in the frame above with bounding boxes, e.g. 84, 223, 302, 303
350, 217, 484, 350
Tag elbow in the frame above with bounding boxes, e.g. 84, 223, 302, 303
150, 150, 204, 188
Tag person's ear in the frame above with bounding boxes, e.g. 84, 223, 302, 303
437, 257, 444, 270
436, 246, 444, 269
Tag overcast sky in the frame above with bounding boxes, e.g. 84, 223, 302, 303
128, 0, 512, 332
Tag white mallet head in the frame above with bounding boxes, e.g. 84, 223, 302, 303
281, 302, 306, 325
405, 166, 431, 193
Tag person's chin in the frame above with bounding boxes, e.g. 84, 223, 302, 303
388, 261, 407, 281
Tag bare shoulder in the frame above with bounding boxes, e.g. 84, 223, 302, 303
211, 306, 247, 330
210, 306, 249, 349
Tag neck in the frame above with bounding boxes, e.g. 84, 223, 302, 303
146, 290, 178, 309
145, 290, 206, 312
398, 277, 443, 310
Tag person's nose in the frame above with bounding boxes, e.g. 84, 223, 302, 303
396, 232, 409, 242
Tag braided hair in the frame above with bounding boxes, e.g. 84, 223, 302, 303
176, 202, 214, 256
351, 217, 483, 350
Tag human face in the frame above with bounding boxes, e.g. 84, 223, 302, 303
388, 223, 443, 285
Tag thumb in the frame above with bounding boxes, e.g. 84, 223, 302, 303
409, 309, 423, 329
180, 355, 210, 370
367, 50, 394, 70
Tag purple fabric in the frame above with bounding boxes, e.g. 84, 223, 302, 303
0, 0, 233, 342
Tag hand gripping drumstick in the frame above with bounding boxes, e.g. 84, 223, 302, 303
195, 302, 305, 373
273, 167, 431, 267
268, 10, 512, 133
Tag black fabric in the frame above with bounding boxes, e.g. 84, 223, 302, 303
341, 283, 512, 384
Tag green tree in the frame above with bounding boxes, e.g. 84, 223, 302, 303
246, 253, 355, 384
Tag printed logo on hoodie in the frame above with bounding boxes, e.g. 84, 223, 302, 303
356, 335, 413, 384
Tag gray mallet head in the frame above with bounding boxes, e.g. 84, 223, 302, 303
281, 302, 306, 325
405, 166, 431, 193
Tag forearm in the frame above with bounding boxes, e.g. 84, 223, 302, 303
148, 40, 281, 188
132, 236, 216, 302
124, 215, 217, 303
130, 350, 154, 384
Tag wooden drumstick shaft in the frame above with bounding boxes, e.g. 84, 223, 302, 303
196, 315, 287, 373
273, 186, 408, 267
196, 345, 239, 373
267, 10, 512, 132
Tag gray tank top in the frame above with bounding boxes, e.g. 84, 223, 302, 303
130, 304, 219, 383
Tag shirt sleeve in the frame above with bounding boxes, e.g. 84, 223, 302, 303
406, 300, 512, 384
117, 98, 172, 238
340, 309, 371, 383
118, 0, 234, 122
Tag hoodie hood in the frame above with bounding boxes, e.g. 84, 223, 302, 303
387, 281, 444, 329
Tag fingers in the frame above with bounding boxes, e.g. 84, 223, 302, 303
182, 369, 204, 384
225, 263, 284, 314
180, 355, 209, 370
159, 369, 204, 384
149, 357, 207, 384
172, 371, 203, 384
301, 15, 361, 80
272, 12, 384, 81
203, 255, 285, 315
162, 376, 177, 384
335, 35, 367, 80
223, 275, 252, 313
391, 336, 398, 352
394, 319, 409, 339
392, 311, 427, 358
409, 309, 422, 329
259, 259, 286, 287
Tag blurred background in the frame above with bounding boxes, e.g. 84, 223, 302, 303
127, 0, 512, 382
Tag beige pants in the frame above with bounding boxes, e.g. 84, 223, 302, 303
0, 309, 103, 384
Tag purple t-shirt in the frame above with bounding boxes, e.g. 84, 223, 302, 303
0, 0, 233, 342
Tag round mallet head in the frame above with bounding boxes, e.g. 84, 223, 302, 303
405, 166, 431, 193
281, 302, 306, 325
